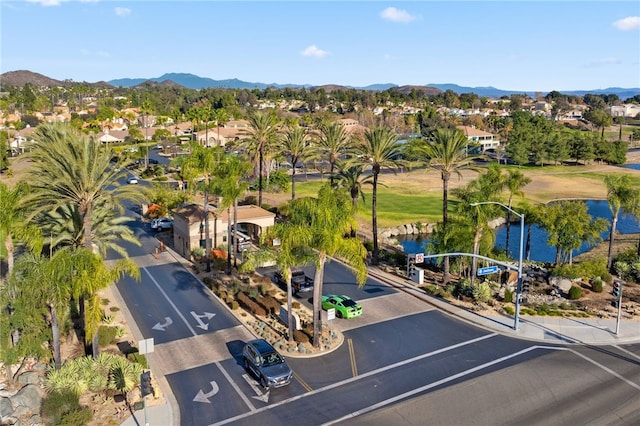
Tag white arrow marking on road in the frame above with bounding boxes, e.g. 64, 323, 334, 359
190, 311, 216, 330
193, 381, 219, 403
242, 373, 270, 403
151, 317, 173, 331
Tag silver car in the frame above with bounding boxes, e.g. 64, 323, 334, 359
242, 339, 292, 388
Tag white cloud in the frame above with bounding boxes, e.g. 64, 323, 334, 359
115, 7, 132, 17
97, 51, 111, 58
613, 16, 640, 31
26, 0, 66, 6
380, 7, 417, 23
301, 45, 329, 59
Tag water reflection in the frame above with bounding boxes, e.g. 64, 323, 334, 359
398, 199, 640, 263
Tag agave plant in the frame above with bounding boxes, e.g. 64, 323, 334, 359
109, 356, 143, 397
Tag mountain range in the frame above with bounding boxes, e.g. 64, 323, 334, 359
1, 70, 639, 99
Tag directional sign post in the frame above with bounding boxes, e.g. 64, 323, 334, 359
477, 265, 499, 276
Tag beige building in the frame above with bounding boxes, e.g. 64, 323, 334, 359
171, 203, 275, 258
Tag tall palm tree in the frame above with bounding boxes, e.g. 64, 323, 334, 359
213, 108, 228, 147
422, 128, 476, 283
604, 174, 640, 269
35, 202, 140, 259
315, 122, 353, 187
177, 143, 224, 272
278, 125, 313, 200
241, 110, 280, 207
23, 122, 143, 352
213, 155, 252, 273
502, 169, 531, 252
258, 223, 314, 341
288, 185, 367, 347
0, 182, 42, 278
354, 126, 402, 264
140, 101, 153, 168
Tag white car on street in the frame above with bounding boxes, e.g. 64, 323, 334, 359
151, 217, 173, 231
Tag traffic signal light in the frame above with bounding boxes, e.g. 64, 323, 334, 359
409, 263, 416, 277
140, 371, 153, 397
612, 280, 623, 298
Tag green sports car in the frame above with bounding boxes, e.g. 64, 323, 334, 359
321, 294, 363, 319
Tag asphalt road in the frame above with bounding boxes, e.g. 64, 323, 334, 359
113, 198, 640, 425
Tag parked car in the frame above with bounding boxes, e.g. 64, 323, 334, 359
242, 339, 292, 389
321, 294, 363, 319
148, 158, 159, 165
273, 270, 314, 294
151, 217, 173, 231
127, 176, 139, 184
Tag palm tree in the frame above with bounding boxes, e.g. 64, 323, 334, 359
213, 155, 252, 273
35, 202, 140, 259
315, 122, 352, 187
0, 182, 42, 278
7, 249, 88, 369
241, 111, 281, 207
354, 126, 403, 264
332, 162, 373, 209
177, 143, 224, 272
23, 122, 144, 352
213, 108, 228, 147
140, 101, 153, 168
287, 185, 367, 347
502, 169, 531, 252
257, 223, 314, 341
422, 128, 476, 283
278, 125, 313, 200
604, 174, 640, 269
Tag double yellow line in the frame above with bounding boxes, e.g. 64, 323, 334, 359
294, 338, 359, 392
348, 338, 358, 377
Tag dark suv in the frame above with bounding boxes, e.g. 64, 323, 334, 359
274, 270, 314, 294
242, 339, 292, 388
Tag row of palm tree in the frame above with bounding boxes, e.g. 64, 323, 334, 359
1, 122, 146, 375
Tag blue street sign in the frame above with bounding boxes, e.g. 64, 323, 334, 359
478, 265, 499, 276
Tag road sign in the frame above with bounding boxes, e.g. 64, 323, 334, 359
327, 308, 336, 321
415, 253, 424, 263
477, 265, 499, 276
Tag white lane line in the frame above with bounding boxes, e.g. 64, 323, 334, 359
209, 332, 499, 426
569, 349, 640, 391
144, 268, 256, 411
613, 344, 640, 362
326, 345, 553, 425
143, 267, 198, 337
216, 361, 257, 411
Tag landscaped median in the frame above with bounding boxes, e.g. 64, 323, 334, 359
201, 271, 343, 357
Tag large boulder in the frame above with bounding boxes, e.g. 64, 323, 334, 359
10, 384, 43, 412
0, 396, 13, 418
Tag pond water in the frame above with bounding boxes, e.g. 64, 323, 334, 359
398, 199, 640, 263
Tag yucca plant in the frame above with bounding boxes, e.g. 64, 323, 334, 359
109, 356, 143, 406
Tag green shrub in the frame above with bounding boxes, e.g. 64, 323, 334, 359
503, 305, 515, 315
97, 326, 118, 346
568, 285, 583, 300
41, 390, 92, 426
109, 306, 120, 313
127, 352, 148, 369
591, 277, 604, 293
504, 288, 513, 303
228, 300, 239, 310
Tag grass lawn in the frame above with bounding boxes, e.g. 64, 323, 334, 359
275, 163, 640, 229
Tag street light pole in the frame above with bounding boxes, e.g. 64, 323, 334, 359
471, 201, 525, 330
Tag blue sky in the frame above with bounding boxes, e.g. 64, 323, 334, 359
2, 1, 639, 92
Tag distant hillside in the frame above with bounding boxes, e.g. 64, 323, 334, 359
0, 70, 66, 87
1, 70, 638, 99
428, 83, 640, 99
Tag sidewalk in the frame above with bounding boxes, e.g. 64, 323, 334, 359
368, 267, 640, 345
120, 403, 172, 426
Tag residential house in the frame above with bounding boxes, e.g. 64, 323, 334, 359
456, 125, 500, 152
